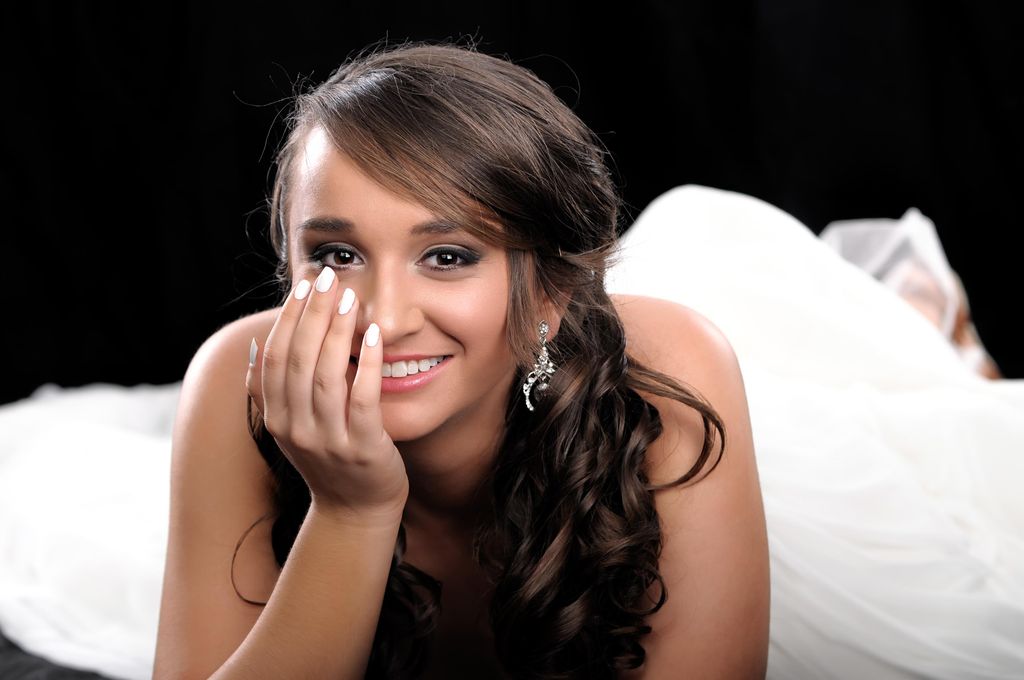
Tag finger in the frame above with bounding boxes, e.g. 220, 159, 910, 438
348, 321, 385, 444
242, 337, 270, 438
286, 267, 341, 435
245, 336, 263, 412
313, 287, 360, 439
262, 277, 314, 429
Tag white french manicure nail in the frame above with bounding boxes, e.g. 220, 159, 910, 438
295, 280, 311, 300
249, 338, 257, 367
338, 288, 355, 314
365, 323, 380, 347
315, 267, 335, 293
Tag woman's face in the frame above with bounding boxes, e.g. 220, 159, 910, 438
285, 126, 516, 444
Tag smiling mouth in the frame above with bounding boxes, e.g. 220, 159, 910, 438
348, 356, 454, 374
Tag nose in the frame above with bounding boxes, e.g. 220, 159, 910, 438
354, 265, 425, 349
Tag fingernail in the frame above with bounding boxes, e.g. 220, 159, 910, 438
365, 323, 380, 347
315, 267, 335, 293
249, 338, 257, 367
338, 288, 355, 314
295, 279, 311, 300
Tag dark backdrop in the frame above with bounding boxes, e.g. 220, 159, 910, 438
2, 1, 1021, 405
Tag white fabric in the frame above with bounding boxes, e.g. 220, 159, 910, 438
819, 208, 961, 341
0, 383, 180, 680
0, 185, 1021, 679
607, 185, 1024, 679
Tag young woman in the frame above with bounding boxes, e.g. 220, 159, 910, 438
153, 41, 769, 679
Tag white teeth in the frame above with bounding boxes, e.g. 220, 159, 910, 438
382, 356, 447, 378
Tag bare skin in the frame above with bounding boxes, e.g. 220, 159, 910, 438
226, 295, 767, 680
155, 127, 769, 678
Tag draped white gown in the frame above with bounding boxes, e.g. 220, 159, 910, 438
0, 185, 1021, 679
606, 185, 1024, 680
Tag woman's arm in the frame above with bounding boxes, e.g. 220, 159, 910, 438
617, 296, 770, 679
211, 503, 401, 680
153, 316, 400, 680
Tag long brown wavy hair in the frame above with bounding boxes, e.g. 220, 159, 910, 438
237, 38, 726, 679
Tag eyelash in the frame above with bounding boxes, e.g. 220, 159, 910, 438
308, 245, 481, 272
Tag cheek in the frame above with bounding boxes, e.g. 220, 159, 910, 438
441, 280, 509, 349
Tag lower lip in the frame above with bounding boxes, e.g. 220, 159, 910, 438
374, 356, 453, 394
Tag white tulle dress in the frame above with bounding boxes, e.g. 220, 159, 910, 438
0, 185, 1021, 679
606, 185, 1024, 679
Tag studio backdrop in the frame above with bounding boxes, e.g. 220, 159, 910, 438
2, 1, 1020, 405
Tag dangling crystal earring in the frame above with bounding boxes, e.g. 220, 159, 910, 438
522, 320, 556, 411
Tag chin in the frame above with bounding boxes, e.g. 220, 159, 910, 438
380, 404, 446, 444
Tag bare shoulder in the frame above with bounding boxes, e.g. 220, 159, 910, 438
205, 308, 279, 362
609, 289, 762, 497
175, 306, 279, 479
153, 307, 282, 679
610, 294, 770, 679
181, 308, 278, 395
610, 293, 739, 483
611, 293, 732, 379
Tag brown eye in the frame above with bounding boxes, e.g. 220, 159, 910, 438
310, 246, 360, 269
423, 247, 480, 271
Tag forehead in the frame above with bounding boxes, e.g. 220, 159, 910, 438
287, 126, 438, 237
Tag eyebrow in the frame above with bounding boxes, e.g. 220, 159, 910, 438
295, 216, 464, 237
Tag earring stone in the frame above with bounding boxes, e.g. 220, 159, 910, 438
523, 320, 556, 411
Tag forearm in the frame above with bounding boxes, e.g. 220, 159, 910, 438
210, 503, 401, 680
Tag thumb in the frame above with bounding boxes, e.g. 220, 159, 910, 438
246, 337, 265, 419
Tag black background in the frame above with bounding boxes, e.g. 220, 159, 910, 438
2, 1, 1021, 405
